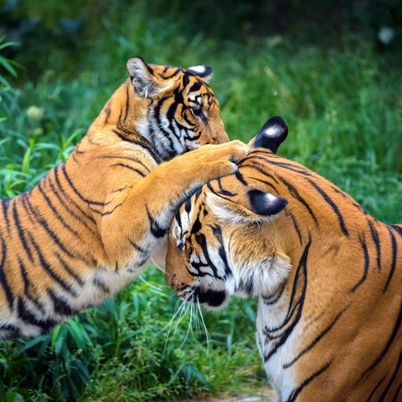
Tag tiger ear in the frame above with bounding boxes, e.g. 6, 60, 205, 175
207, 189, 287, 224
187, 65, 213, 82
127, 57, 173, 98
252, 116, 288, 153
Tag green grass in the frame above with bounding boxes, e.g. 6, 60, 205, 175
0, 3, 401, 401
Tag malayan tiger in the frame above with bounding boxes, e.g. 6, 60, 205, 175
166, 116, 402, 402
0, 57, 249, 339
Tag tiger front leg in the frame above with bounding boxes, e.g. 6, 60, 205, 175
100, 140, 248, 271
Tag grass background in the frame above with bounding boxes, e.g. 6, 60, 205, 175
0, 1, 401, 401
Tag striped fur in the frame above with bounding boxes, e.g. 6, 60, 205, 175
0, 58, 249, 339
166, 127, 402, 401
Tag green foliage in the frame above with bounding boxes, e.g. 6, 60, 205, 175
0, 2, 401, 401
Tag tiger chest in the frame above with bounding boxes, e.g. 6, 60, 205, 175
256, 297, 298, 400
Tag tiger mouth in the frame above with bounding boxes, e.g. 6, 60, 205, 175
180, 286, 228, 309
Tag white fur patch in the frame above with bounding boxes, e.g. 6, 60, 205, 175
188, 65, 206, 74
265, 124, 282, 138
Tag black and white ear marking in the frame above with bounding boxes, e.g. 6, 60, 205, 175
188, 65, 213, 82
248, 189, 288, 216
126, 57, 159, 98
253, 116, 288, 153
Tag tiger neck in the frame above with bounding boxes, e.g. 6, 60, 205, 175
89, 80, 149, 144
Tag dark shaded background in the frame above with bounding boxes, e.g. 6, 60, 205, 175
1, 0, 401, 79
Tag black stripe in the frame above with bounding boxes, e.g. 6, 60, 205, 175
263, 236, 311, 360
265, 159, 313, 176
378, 349, 402, 402
30, 203, 78, 260
211, 225, 232, 278
206, 181, 234, 203
146, 207, 167, 238
37, 179, 81, 239
351, 234, 370, 292
111, 163, 146, 177
47, 288, 76, 317
0, 234, 13, 308
110, 185, 131, 194
390, 224, 402, 237
286, 210, 303, 245
285, 361, 332, 402
308, 179, 348, 236
368, 220, 382, 271
366, 375, 387, 402
27, 233, 75, 295
194, 232, 223, 279
17, 257, 46, 314
262, 282, 286, 305
154, 97, 176, 157
52, 168, 97, 227
1, 199, 11, 233
188, 81, 202, 93
248, 175, 278, 192
12, 199, 34, 262
384, 227, 397, 292
61, 164, 109, 206
283, 305, 349, 368
163, 68, 181, 79
241, 162, 280, 184
234, 170, 248, 186
123, 82, 130, 122
20, 194, 35, 224
359, 300, 402, 382
96, 155, 152, 173
278, 175, 319, 226
128, 238, 147, 254
112, 129, 162, 163
17, 297, 57, 332
216, 177, 237, 196
392, 382, 402, 402
0, 323, 19, 338
93, 277, 110, 294
95, 202, 123, 217
54, 251, 84, 287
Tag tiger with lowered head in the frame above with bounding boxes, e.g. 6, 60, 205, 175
166, 116, 402, 402
0, 57, 248, 339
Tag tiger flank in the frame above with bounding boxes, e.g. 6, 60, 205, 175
0, 57, 248, 339
166, 117, 402, 402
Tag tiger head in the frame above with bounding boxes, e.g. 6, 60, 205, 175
166, 117, 293, 309
100, 57, 228, 160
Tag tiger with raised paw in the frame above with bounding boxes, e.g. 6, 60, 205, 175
0, 58, 248, 339
166, 116, 401, 402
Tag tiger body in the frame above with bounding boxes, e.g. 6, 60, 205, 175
0, 58, 248, 339
166, 118, 402, 401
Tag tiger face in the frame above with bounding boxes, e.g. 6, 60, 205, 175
125, 58, 228, 159
166, 117, 291, 309
165, 177, 291, 310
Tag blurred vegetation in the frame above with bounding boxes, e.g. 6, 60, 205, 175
0, 1, 401, 401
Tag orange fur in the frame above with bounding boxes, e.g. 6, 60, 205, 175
166, 142, 402, 401
0, 58, 249, 338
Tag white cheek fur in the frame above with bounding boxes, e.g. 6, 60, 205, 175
234, 255, 291, 297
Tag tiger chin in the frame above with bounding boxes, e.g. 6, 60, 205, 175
166, 116, 402, 402
0, 57, 249, 339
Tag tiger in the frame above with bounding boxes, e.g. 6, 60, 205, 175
165, 116, 402, 402
0, 57, 249, 339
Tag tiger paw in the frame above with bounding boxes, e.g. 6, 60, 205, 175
189, 140, 249, 180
